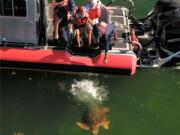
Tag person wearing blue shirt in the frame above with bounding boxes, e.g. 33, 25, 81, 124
93, 22, 117, 63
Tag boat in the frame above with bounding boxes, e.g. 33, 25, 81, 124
130, 0, 180, 67
0, 0, 137, 75
0, 0, 179, 75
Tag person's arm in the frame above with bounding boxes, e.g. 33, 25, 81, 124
51, 0, 68, 6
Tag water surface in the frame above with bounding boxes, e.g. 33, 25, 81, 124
1, 68, 180, 135
1, 0, 180, 135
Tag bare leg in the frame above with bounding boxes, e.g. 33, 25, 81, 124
75, 29, 81, 47
53, 16, 62, 40
88, 30, 92, 46
104, 53, 108, 64
68, 23, 74, 44
85, 23, 92, 46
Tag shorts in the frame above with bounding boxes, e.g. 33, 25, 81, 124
54, 6, 67, 19
54, 6, 68, 27
74, 24, 86, 29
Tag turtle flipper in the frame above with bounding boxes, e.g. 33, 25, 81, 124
102, 120, 110, 129
76, 122, 90, 130
92, 126, 99, 135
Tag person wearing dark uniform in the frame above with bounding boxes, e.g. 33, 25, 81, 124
93, 22, 117, 63
52, 0, 76, 41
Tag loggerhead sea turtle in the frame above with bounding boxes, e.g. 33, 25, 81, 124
76, 104, 110, 135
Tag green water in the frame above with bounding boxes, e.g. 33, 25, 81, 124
1, 68, 180, 135
1, 0, 180, 135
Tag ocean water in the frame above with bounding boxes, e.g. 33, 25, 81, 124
1, 0, 180, 135
1, 68, 180, 135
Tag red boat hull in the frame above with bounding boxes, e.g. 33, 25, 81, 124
0, 48, 137, 75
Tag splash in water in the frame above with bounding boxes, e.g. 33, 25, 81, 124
70, 79, 108, 103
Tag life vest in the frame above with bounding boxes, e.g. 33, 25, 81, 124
75, 12, 88, 26
98, 22, 107, 34
88, 5, 101, 19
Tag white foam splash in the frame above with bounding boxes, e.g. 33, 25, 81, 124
70, 79, 108, 103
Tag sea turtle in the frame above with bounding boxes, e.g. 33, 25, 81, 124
76, 104, 110, 135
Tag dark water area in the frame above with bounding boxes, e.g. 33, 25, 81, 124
1, 68, 180, 135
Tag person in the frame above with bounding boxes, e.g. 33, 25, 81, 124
74, 6, 93, 47
51, 0, 76, 40
85, 0, 105, 25
93, 22, 117, 63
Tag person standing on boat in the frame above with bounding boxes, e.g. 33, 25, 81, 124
93, 22, 117, 63
51, 0, 76, 40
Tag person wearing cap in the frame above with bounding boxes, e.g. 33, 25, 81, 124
74, 6, 93, 47
52, 0, 76, 40
93, 22, 117, 63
